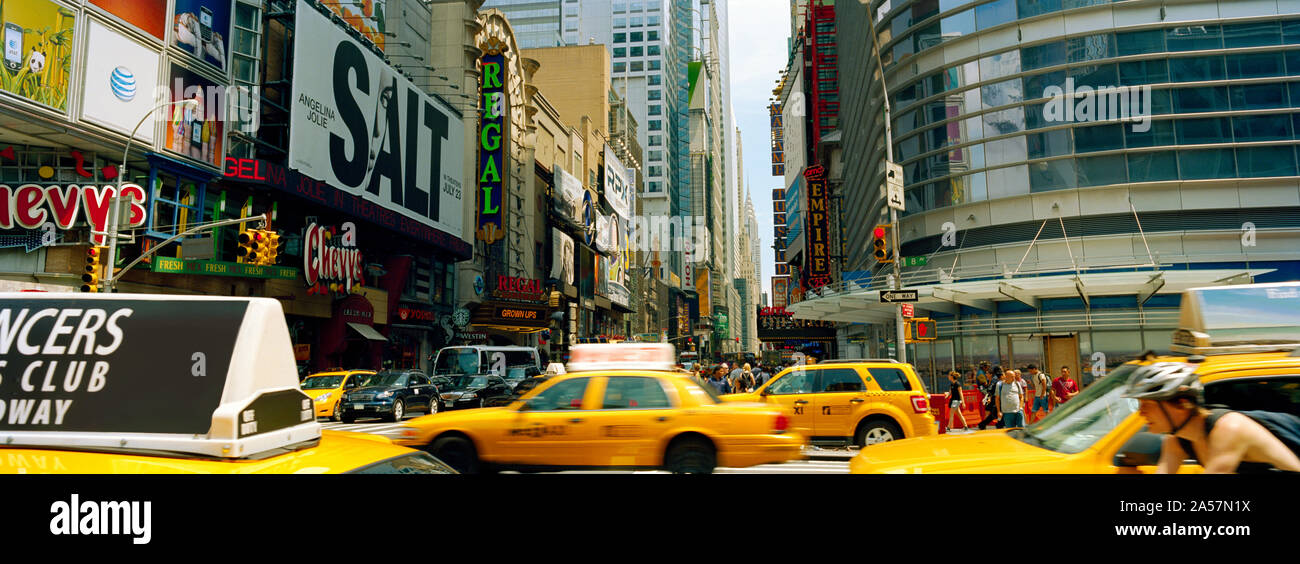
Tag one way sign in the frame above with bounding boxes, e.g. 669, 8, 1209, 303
879, 290, 919, 303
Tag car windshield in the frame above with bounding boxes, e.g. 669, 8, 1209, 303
356, 373, 404, 388
1014, 364, 1140, 455
435, 350, 480, 375
449, 375, 489, 388
302, 375, 344, 389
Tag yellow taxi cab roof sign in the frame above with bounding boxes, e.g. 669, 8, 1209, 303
0, 293, 320, 459
566, 343, 677, 372
1171, 282, 1300, 355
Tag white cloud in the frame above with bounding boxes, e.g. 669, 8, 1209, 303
728, 0, 790, 295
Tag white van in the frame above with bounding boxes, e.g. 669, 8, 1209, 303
432, 346, 543, 388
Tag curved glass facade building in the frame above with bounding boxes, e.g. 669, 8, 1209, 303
809, 0, 1300, 388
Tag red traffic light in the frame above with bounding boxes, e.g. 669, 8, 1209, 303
873, 226, 885, 238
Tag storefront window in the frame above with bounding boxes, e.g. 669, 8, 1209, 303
1090, 330, 1144, 381
148, 173, 204, 238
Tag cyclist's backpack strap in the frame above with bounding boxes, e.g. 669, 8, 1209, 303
1175, 409, 1232, 465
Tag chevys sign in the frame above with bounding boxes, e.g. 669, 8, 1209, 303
0, 184, 147, 245
288, 0, 465, 246
303, 223, 363, 292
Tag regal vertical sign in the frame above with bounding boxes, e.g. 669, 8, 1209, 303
804, 165, 831, 289
477, 53, 506, 244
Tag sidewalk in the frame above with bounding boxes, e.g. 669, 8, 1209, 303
802, 446, 858, 461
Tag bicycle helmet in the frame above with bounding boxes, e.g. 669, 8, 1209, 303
1123, 362, 1202, 402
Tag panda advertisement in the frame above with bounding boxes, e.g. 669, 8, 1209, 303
288, 0, 465, 243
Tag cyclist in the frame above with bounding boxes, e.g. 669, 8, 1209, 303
1124, 362, 1300, 473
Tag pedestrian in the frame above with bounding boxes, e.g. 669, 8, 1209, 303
946, 371, 970, 433
1027, 364, 1051, 423
735, 363, 756, 393
1053, 365, 1079, 405
705, 364, 732, 395
753, 363, 771, 389
978, 366, 1002, 430
997, 367, 1027, 429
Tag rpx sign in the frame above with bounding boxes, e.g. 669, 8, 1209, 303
0, 184, 146, 245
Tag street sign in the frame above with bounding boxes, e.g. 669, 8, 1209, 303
901, 303, 914, 317
884, 161, 904, 212
879, 289, 919, 303
901, 256, 928, 267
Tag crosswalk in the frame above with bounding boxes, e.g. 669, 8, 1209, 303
318, 418, 850, 474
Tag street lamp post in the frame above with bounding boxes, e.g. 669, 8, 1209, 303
103, 98, 200, 292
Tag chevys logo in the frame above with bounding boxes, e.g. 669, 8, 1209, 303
0, 184, 147, 245
303, 222, 364, 292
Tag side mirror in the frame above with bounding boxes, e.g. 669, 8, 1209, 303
1114, 432, 1164, 467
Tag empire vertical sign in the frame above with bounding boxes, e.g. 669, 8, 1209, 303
477, 52, 506, 244
804, 165, 831, 289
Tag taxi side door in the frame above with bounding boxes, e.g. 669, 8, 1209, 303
758, 367, 817, 437
811, 367, 870, 440
580, 375, 678, 468
495, 376, 600, 468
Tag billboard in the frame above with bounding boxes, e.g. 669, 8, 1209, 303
696, 268, 711, 318
289, 0, 466, 244
1, 0, 75, 111
550, 228, 574, 287
162, 64, 224, 169
90, 0, 166, 40
804, 166, 831, 288
172, 0, 231, 71
603, 144, 631, 220
80, 19, 162, 143
323, 0, 388, 51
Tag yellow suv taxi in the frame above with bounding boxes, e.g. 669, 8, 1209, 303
391, 344, 805, 473
302, 370, 376, 421
724, 359, 935, 447
851, 281, 1300, 474
0, 293, 453, 475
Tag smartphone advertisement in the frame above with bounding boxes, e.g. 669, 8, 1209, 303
0, 0, 75, 110
164, 64, 225, 169
172, 0, 231, 71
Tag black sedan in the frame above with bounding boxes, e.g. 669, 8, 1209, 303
340, 370, 441, 422
437, 374, 512, 410
484, 375, 549, 407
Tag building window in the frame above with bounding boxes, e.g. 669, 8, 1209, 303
631, 46, 643, 57
648, 15, 661, 26
650, 150, 663, 160
631, 61, 643, 71
613, 62, 626, 72
648, 45, 660, 56
649, 135, 662, 146
631, 1, 643, 11
648, 30, 659, 41
649, 74, 661, 86
648, 89, 661, 101
631, 32, 643, 42
615, 2, 626, 12
614, 33, 626, 43
649, 181, 663, 192
649, 120, 661, 131
631, 16, 643, 27
228, 0, 262, 159
147, 172, 205, 239
648, 105, 661, 115
615, 17, 626, 27
649, 59, 660, 71
614, 47, 626, 58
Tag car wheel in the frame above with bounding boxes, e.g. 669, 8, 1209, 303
430, 436, 480, 474
664, 437, 715, 474
427, 399, 439, 415
390, 399, 405, 422
331, 402, 343, 422
856, 419, 904, 447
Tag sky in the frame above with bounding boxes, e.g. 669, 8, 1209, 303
728, 0, 790, 306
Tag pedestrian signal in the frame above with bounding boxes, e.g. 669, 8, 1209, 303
906, 318, 937, 342
263, 230, 282, 265
80, 246, 104, 292
872, 224, 893, 264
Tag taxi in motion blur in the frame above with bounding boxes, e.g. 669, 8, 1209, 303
0, 293, 453, 474
391, 344, 806, 473
850, 282, 1300, 474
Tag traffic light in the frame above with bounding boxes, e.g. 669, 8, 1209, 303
263, 230, 282, 265
906, 318, 937, 342
80, 246, 104, 292
236, 228, 256, 263
872, 224, 893, 264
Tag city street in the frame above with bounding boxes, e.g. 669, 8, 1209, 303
320, 418, 852, 474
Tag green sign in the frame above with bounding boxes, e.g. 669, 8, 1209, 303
714, 313, 729, 339
901, 256, 928, 267
151, 257, 299, 280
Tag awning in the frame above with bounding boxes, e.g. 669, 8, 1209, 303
787, 268, 1277, 323
347, 322, 388, 341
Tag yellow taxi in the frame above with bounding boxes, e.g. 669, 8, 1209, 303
0, 293, 453, 475
723, 360, 935, 447
851, 281, 1300, 474
391, 343, 806, 473
302, 369, 376, 421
